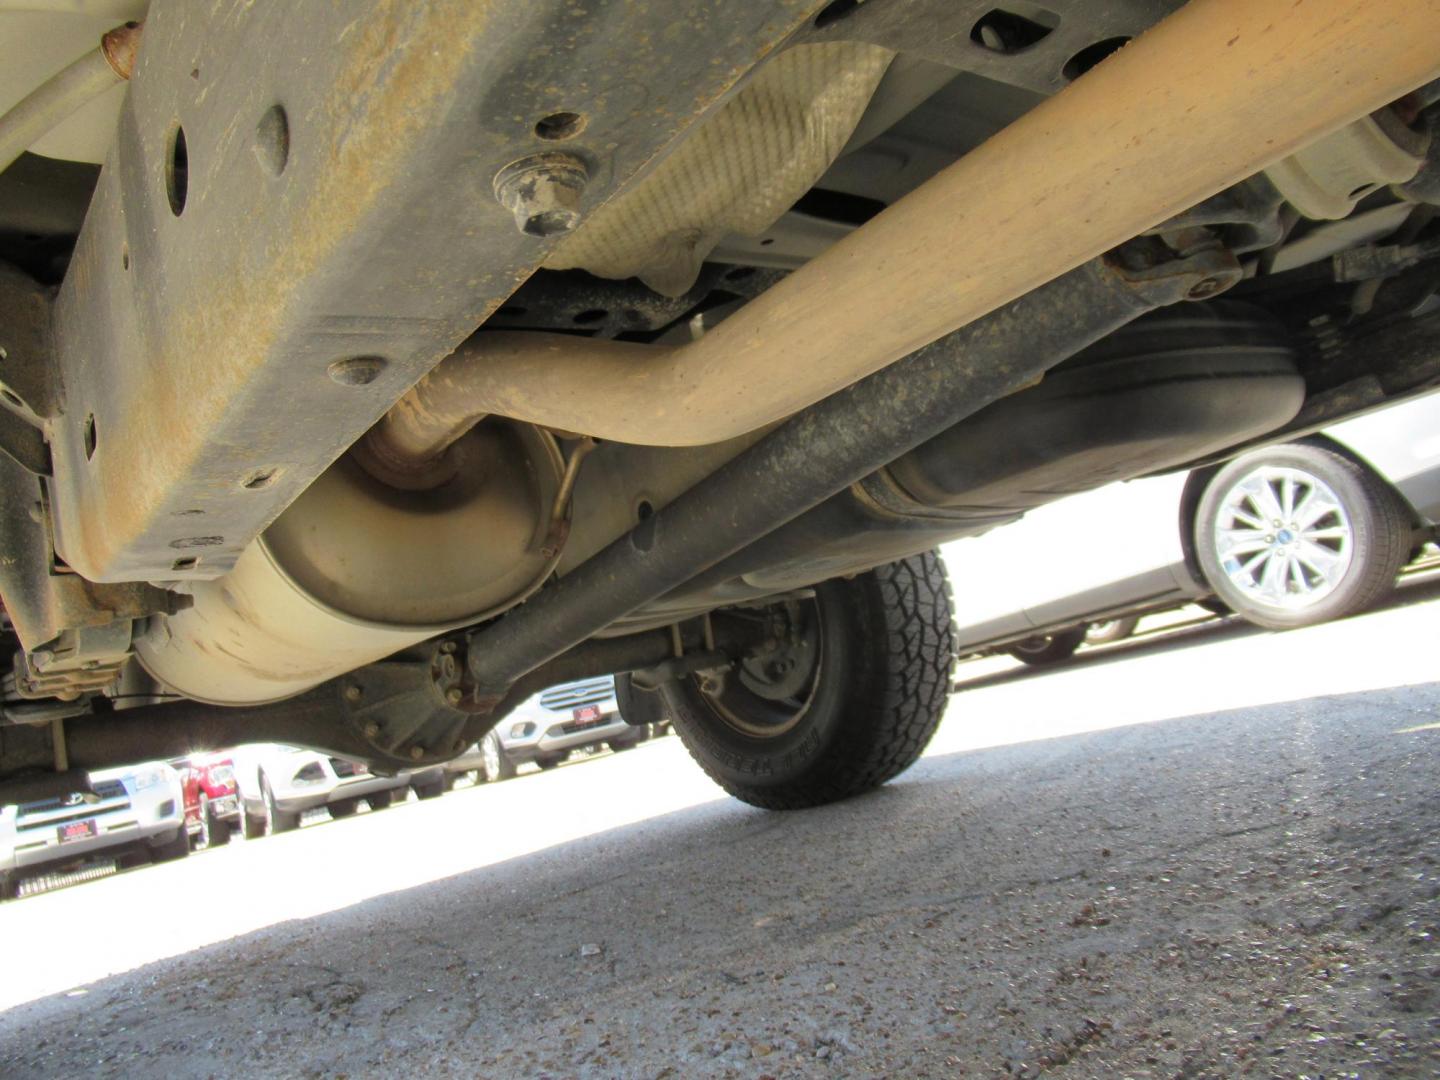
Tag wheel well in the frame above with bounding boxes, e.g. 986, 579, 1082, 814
1299, 434, 1426, 532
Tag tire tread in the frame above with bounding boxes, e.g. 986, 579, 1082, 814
678, 551, 957, 810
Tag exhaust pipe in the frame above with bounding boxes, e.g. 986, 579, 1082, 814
372, 0, 1440, 461
461, 252, 1228, 700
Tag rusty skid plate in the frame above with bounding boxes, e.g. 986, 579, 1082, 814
47, 0, 821, 583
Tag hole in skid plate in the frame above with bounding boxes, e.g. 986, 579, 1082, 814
1062, 37, 1130, 81
83, 414, 97, 460
254, 105, 290, 177
241, 468, 279, 490
971, 8, 1058, 54
171, 556, 199, 571
166, 123, 189, 216
1, 388, 23, 409
534, 112, 586, 141
814, 0, 862, 29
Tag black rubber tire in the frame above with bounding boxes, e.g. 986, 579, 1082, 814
660, 550, 956, 811
534, 754, 565, 771
365, 789, 396, 811
482, 731, 516, 782
204, 798, 231, 848
1006, 626, 1086, 665
151, 828, 190, 863
1085, 616, 1140, 645
1194, 442, 1411, 631
242, 808, 266, 840
328, 799, 358, 818
412, 775, 445, 800
607, 725, 645, 753
260, 773, 301, 834
0, 872, 19, 901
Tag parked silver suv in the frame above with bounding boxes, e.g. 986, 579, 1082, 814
0, 762, 187, 899
232, 746, 442, 836
445, 676, 641, 784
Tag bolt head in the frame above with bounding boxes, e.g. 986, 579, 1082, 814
445, 687, 464, 705
494, 153, 588, 238
409, 745, 425, 761
363, 721, 380, 739
343, 684, 363, 703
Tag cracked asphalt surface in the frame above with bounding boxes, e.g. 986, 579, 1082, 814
1, 576, 1438, 1078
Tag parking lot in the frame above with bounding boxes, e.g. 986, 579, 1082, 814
1, 575, 1438, 1077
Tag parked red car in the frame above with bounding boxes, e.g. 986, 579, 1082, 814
177, 755, 241, 849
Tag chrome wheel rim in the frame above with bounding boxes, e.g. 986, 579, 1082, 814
482, 732, 501, 779
1213, 464, 1354, 611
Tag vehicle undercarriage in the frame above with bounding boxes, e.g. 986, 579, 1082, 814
0, 0, 1437, 808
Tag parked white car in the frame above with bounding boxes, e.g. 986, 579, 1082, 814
0, 761, 187, 899
947, 389, 1440, 664
444, 676, 641, 785
230, 745, 441, 836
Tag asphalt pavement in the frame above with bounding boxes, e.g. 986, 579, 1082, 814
1, 576, 1438, 1077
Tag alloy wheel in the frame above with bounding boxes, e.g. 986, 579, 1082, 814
1212, 465, 1354, 611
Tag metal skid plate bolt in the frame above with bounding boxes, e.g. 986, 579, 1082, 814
494, 153, 589, 238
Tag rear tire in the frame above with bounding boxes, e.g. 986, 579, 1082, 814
1195, 442, 1411, 630
328, 799, 358, 818
534, 754, 565, 771
0, 872, 19, 901
660, 551, 955, 810
1006, 626, 1086, 665
365, 789, 396, 811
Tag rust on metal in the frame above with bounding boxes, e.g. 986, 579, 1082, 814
50, 0, 822, 583
100, 21, 144, 80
